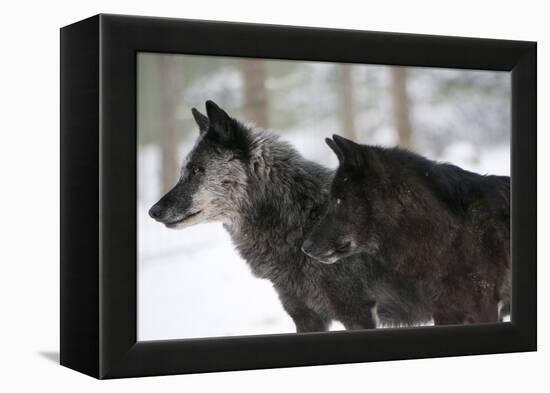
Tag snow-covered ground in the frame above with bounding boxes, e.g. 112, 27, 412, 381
138, 133, 510, 341
138, 219, 298, 340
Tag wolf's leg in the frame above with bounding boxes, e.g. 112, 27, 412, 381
480, 305, 499, 323
498, 301, 511, 322
498, 269, 511, 322
339, 301, 378, 330
279, 294, 329, 333
434, 298, 499, 325
432, 308, 467, 326
469, 299, 499, 323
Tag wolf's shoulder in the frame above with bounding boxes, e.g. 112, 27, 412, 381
379, 146, 510, 214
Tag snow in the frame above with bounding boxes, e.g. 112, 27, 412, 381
138, 219, 297, 340
442, 142, 510, 176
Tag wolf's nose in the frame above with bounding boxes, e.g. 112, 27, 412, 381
148, 205, 163, 220
301, 239, 314, 255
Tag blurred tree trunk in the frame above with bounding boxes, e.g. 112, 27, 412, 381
240, 59, 269, 128
338, 64, 357, 140
158, 56, 180, 193
390, 67, 413, 149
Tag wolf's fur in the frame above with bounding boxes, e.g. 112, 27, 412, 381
303, 135, 511, 324
149, 101, 432, 331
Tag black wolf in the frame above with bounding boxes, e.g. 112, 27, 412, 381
302, 135, 511, 324
149, 101, 432, 332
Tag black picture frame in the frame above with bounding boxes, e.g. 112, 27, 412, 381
60, 14, 537, 379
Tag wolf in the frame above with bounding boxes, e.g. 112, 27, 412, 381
302, 135, 511, 324
149, 101, 433, 332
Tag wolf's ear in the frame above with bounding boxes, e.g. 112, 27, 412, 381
191, 108, 209, 134
332, 134, 365, 168
332, 134, 383, 175
325, 137, 344, 163
205, 100, 234, 142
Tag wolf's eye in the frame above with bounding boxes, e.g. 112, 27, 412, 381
186, 164, 201, 176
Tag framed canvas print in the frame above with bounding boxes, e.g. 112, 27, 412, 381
60, 14, 537, 379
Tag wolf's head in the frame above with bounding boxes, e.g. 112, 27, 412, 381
302, 135, 387, 264
149, 100, 251, 229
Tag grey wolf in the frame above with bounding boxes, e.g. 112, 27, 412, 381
149, 101, 432, 331
302, 135, 511, 324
